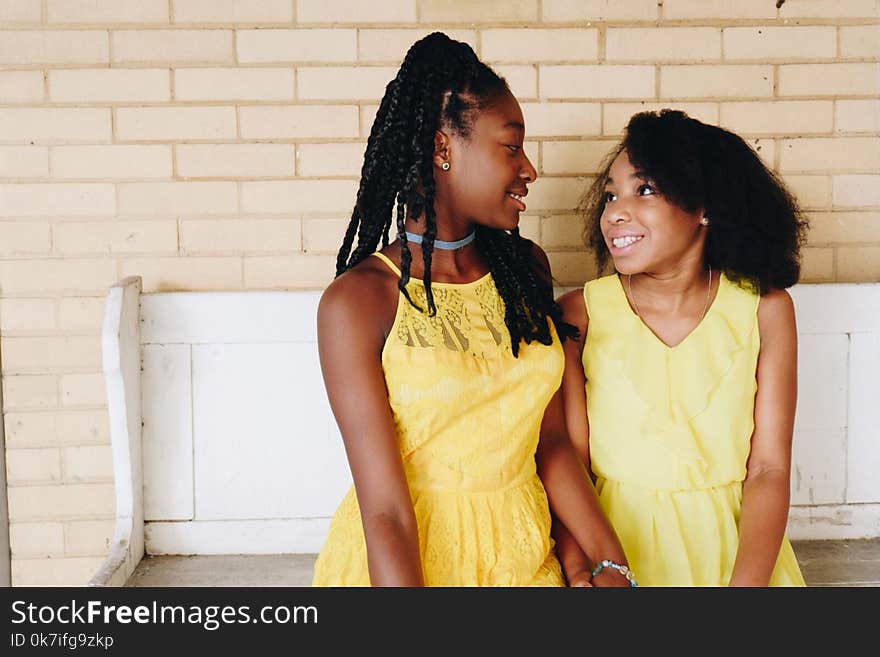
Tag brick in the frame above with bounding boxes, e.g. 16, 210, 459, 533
720, 101, 833, 135
241, 180, 359, 213
296, 143, 365, 177
779, 0, 880, 18
780, 138, 880, 173
0, 259, 115, 294
607, 28, 721, 62
799, 247, 834, 282
358, 29, 476, 62
525, 177, 587, 211
47, 0, 168, 23
118, 257, 243, 291
493, 65, 537, 99
542, 214, 585, 248
64, 520, 115, 556
116, 107, 236, 141
547, 250, 598, 286
518, 215, 540, 243
58, 297, 105, 331
837, 247, 880, 281
2, 375, 58, 410
748, 138, 775, 169
420, 0, 537, 22
724, 27, 836, 61
174, 68, 294, 101
299, 0, 415, 22
180, 218, 301, 254
51, 145, 171, 179
2, 336, 102, 372
302, 218, 349, 253
172, 0, 293, 23
0, 146, 48, 178
0, 108, 111, 143
54, 220, 178, 255
6, 448, 62, 484
239, 105, 359, 139
112, 29, 233, 64
541, 65, 654, 100
840, 26, 880, 59
603, 102, 719, 136
0, 31, 109, 65
0, 0, 41, 22
49, 69, 170, 102
0, 298, 56, 332
662, 0, 777, 19
661, 65, 773, 98
360, 105, 379, 137
808, 212, 880, 244
5, 410, 110, 448
542, 0, 659, 21
0, 71, 44, 103
836, 100, 880, 133
62, 445, 113, 482
297, 66, 398, 101
543, 140, 620, 174
0, 221, 50, 256
244, 255, 336, 288
117, 182, 237, 216
522, 103, 601, 137
237, 29, 356, 63
779, 64, 880, 97
784, 175, 831, 209
0, 183, 115, 216
10, 522, 65, 557
177, 144, 294, 178
12, 556, 107, 586
482, 29, 598, 63
833, 175, 880, 207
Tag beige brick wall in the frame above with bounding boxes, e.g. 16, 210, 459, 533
1, 1, 878, 586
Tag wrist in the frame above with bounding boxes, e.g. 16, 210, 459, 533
591, 559, 639, 587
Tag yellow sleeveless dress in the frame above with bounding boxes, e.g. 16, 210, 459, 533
583, 274, 806, 586
312, 252, 566, 586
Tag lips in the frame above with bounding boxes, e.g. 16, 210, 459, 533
506, 189, 527, 212
608, 232, 644, 253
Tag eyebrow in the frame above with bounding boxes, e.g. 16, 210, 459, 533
503, 121, 525, 131
605, 171, 650, 185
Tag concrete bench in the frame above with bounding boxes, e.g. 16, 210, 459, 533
88, 276, 880, 586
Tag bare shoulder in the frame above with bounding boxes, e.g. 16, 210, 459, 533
557, 288, 588, 333
318, 256, 399, 341
757, 287, 796, 343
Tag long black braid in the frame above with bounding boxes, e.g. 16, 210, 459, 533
336, 32, 576, 356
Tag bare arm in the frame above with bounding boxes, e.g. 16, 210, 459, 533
729, 288, 798, 586
317, 270, 424, 586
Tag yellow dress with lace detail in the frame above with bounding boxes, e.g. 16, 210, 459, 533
312, 252, 566, 586
583, 273, 806, 586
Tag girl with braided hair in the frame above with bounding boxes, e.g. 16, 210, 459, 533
311, 32, 630, 587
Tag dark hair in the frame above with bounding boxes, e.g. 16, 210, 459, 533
336, 32, 574, 355
582, 109, 809, 294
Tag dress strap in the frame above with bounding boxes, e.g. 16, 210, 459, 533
371, 251, 402, 277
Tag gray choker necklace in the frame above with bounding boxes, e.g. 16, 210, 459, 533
403, 230, 476, 250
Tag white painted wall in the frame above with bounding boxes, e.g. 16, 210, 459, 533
99, 281, 880, 569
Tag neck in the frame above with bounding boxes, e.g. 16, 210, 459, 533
629, 263, 712, 314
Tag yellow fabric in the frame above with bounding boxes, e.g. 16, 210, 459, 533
583, 273, 806, 586
312, 252, 565, 586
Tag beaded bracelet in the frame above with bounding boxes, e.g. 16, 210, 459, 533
591, 560, 639, 587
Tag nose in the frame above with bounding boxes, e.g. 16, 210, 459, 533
606, 202, 631, 224
521, 151, 537, 183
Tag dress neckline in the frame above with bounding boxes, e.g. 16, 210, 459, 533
613, 272, 725, 351
372, 252, 493, 288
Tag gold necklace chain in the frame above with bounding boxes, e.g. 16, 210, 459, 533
627, 266, 713, 322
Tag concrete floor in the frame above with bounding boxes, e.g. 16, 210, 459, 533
126, 538, 880, 587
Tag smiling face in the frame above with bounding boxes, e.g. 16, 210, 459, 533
601, 149, 707, 276
435, 89, 537, 232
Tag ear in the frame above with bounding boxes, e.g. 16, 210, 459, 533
433, 129, 451, 169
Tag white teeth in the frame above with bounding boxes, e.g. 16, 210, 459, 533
612, 235, 642, 248
507, 193, 523, 200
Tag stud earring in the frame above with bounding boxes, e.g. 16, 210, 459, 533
700, 216, 709, 226
441, 162, 450, 171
